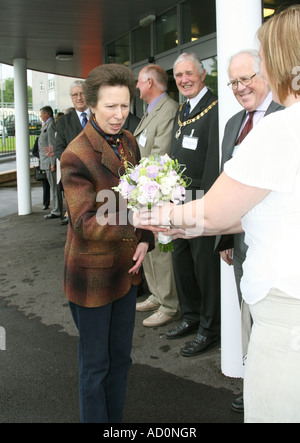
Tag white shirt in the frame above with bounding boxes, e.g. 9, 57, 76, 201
224, 101, 300, 305
237, 91, 273, 139
188, 86, 208, 113
76, 108, 91, 126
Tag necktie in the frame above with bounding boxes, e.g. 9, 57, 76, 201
236, 111, 255, 145
183, 101, 191, 121
81, 112, 88, 128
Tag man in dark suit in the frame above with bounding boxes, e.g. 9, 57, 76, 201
166, 52, 220, 356
54, 80, 90, 160
215, 49, 284, 413
53, 80, 91, 224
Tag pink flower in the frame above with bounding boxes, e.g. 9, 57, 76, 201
138, 181, 160, 205
146, 165, 160, 179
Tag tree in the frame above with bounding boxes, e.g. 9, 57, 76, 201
2, 77, 32, 104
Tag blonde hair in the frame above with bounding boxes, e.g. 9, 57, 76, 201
258, 5, 300, 103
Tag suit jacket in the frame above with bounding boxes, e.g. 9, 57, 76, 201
134, 94, 179, 157
38, 118, 56, 170
215, 100, 284, 253
54, 109, 83, 160
60, 121, 154, 308
171, 89, 219, 198
124, 112, 140, 134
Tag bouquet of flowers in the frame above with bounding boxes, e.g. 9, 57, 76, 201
113, 154, 190, 252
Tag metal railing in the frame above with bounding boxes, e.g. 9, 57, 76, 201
0, 105, 41, 157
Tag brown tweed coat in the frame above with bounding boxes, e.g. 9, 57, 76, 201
60, 121, 154, 308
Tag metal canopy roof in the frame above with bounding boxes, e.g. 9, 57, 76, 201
0, 0, 296, 79
0, 0, 176, 78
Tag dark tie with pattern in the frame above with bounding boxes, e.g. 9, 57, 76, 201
183, 101, 191, 121
236, 111, 255, 145
81, 112, 88, 128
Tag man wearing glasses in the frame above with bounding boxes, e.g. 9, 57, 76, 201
215, 49, 283, 413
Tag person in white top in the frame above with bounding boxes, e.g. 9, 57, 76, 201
133, 5, 300, 423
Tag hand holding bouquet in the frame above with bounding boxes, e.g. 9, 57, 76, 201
113, 154, 190, 252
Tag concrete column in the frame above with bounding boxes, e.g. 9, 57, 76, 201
216, 0, 263, 377
14, 58, 32, 215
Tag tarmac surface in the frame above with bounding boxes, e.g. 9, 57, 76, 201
0, 167, 244, 424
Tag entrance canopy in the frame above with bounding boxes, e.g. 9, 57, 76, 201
0, 0, 176, 78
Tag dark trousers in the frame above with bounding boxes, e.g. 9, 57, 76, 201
69, 286, 137, 423
172, 236, 220, 338
42, 178, 50, 207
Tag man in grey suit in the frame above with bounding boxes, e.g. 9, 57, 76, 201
216, 49, 284, 413
38, 106, 61, 219
134, 64, 180, 328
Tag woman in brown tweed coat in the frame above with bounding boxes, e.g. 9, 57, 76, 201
60, 64, 153, 423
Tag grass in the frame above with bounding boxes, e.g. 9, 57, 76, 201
0, 135, 38, 155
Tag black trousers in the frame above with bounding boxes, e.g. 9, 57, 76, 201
172, 236, 220, 338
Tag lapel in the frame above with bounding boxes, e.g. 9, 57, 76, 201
134, 95, 169, 136
71, 109, 84, 134
187, 89, 214, 119
85, 123, 136, 178
265, 101, 284, 116
231, 111, 246, 143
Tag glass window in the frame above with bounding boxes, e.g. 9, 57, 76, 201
203, 57, 218, 96
182, 0, 216, 44
132, 25, 151, 64
155, 8, 178, 54
106, 33, 130, 66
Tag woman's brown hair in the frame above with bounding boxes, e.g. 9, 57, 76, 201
258, 5, 300, 103
84, 64, 136, 108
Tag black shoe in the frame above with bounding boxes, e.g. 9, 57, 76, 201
60, 216, 68, 225
180, 334, 219, 357
43, 205, 49, 210
231, 396, 244, 413
165, 320, 199, 340
44, 213, 61, 219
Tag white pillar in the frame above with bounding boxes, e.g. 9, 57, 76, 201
216, 0, 262, 378
14, 58, 32, 215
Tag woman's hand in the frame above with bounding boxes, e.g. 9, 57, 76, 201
132, 203, 198, 239
132, 202, 174, 230
129, 242, 149, 275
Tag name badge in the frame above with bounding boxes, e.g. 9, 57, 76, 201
182, 130, 198, 151
139, 130, 147, 148
232, 144, 239, 157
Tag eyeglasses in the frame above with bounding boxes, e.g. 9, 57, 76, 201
227, 73, 257, 90
71, 92, 85, 98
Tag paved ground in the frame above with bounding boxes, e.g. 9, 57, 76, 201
0, 173, 244, 424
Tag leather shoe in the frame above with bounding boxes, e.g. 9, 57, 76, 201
44, 213, 61, 219
165, 320, 199, 340
180, 334, 219, 357
231, 396, 244, 413
60, 216, 68, 225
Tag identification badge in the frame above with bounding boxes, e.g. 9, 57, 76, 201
139, 130, 147, 148
232, 144, 239, 157
182, 130, 198, 151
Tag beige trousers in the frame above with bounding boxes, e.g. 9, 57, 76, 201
142, 238, 179, 316
244, 288, 300, 423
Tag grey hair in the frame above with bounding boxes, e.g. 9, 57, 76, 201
69, 79, 85, 94
173, 52, 205, 77
227, 49, 261, 76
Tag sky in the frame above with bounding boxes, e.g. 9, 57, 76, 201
0, 63, 32, 86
